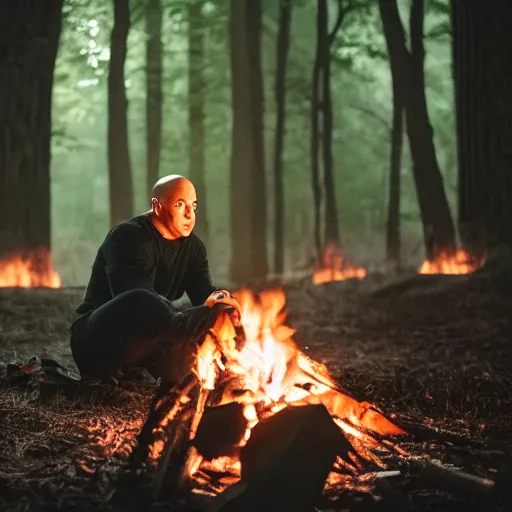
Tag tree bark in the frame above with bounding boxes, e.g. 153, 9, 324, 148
188, 1, 208, 243
311, 0, 346, 255
273, 0, 292, 276
386, 101, 403, 267
229, 0, 268, 283
379, 0, 404, 267
379, 0, 456, 260
452, 0, 512, 256
0, 0, 63, 254
322, 0, 344, 247
146, 0, 163, 201
310, 16, 323, 258
108, 0, 133, 227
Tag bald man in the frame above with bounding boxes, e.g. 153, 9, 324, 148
70, 175, 239, 384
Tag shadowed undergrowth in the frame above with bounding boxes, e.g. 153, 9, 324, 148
1, 277, 512, 511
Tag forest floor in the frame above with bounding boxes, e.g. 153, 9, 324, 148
1, 271, 512, 511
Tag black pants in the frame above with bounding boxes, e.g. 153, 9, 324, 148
70, 289, 219, 383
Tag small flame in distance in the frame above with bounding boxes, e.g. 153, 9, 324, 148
0, 248, 61, 288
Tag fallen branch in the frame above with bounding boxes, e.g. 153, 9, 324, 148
406, 458, 495, 498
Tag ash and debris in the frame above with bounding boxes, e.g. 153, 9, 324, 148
1, 270, 512, 511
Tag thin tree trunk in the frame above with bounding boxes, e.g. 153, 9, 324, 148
386, 99, 403, 267
322, 0, 344, 247
273, 0, 292, 276
379, 0, 456, 260
451, 1, 512, 256
0, 1, 63, 255
311, 24, 323, 258
188, 1, 207, 242
379, 0, 404, 267
146, 0, 163, 200
108, 0, 133, 227
229, 0, 268, 283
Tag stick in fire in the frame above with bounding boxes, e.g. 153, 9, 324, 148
129, 288, 407, 502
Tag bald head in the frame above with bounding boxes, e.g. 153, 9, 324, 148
152, 174, 195, 202
150, 175, 198, 240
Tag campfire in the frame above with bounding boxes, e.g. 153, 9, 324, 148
418, 249, 483, 275
313, 244, 367, 285
129, 288, 406, 507
0, 248, 61, 288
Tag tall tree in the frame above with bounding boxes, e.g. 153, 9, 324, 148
379, 0, 456, 260
188, 0, 208, 242
108, 0, 133, 227
229, 0, 268, 283
311, 0, 348, 254
0, 1, 63, 255
146, 0, 163, 199
273, 0, 293, 276
452, 0, 512, 257
378, 0, 404, 268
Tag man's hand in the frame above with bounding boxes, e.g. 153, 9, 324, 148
204, 290, 242, 327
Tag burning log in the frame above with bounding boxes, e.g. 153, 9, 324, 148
192, 403, 248, 460
128, 373, 198, 471
205, 404, 354, 512
128, 288, 406, 505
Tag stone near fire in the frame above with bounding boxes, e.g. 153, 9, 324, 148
206, 404, 352, 512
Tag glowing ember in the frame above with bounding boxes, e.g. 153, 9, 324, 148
313, 243, 366, 285
150, 287, 405, 495
419, 249, 483, 275
0, 248, 61, 288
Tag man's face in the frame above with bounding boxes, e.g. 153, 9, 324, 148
157, 179, 197, 238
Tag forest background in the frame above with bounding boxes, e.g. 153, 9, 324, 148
48, 0, 455, 286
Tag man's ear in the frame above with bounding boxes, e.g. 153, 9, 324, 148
151, 197, 161, 215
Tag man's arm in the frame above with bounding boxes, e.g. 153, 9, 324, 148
103, 223, 155, 296
184, 236, 217, 306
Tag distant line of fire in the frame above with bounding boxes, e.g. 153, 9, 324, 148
0, 245, 483, 289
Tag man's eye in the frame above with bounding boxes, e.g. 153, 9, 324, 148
193, 204, 198, 210
175, 201, 183, 208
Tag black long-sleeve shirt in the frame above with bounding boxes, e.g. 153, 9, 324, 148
76, 214, 216, 314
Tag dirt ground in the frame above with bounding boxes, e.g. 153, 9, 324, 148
1, 272, 512, 511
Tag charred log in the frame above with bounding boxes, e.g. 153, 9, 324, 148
206, 404, 354, 512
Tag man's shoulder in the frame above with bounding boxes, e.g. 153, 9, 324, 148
108, 215, 151, 239
101, 215, 154, 253
187, 232, 207, 252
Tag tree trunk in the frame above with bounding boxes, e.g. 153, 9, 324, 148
452, 0, 512, 256
322, 0, 341, 247
273, 0, 292, 276
0, 0, 63, 254
311, 0, 346, 255
310, 18, 323, 258
408, 0, 456, 259
146, 0, 163, 200
188, 1, 208, 243
108, 0, 133, 227
379, 0, 404, 267
386, 99, 403, 267
229, 0, 268, 284
379, 0, 456, 260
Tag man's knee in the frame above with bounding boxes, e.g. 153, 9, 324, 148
115, 289, 172, 315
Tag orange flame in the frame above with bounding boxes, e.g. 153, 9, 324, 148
419, 249, 483, 275
155, 288, 405, 495
0, 248, 61, 288
313, 244, 366, 285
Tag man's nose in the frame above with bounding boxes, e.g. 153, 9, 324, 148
185, 206, 192, 218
